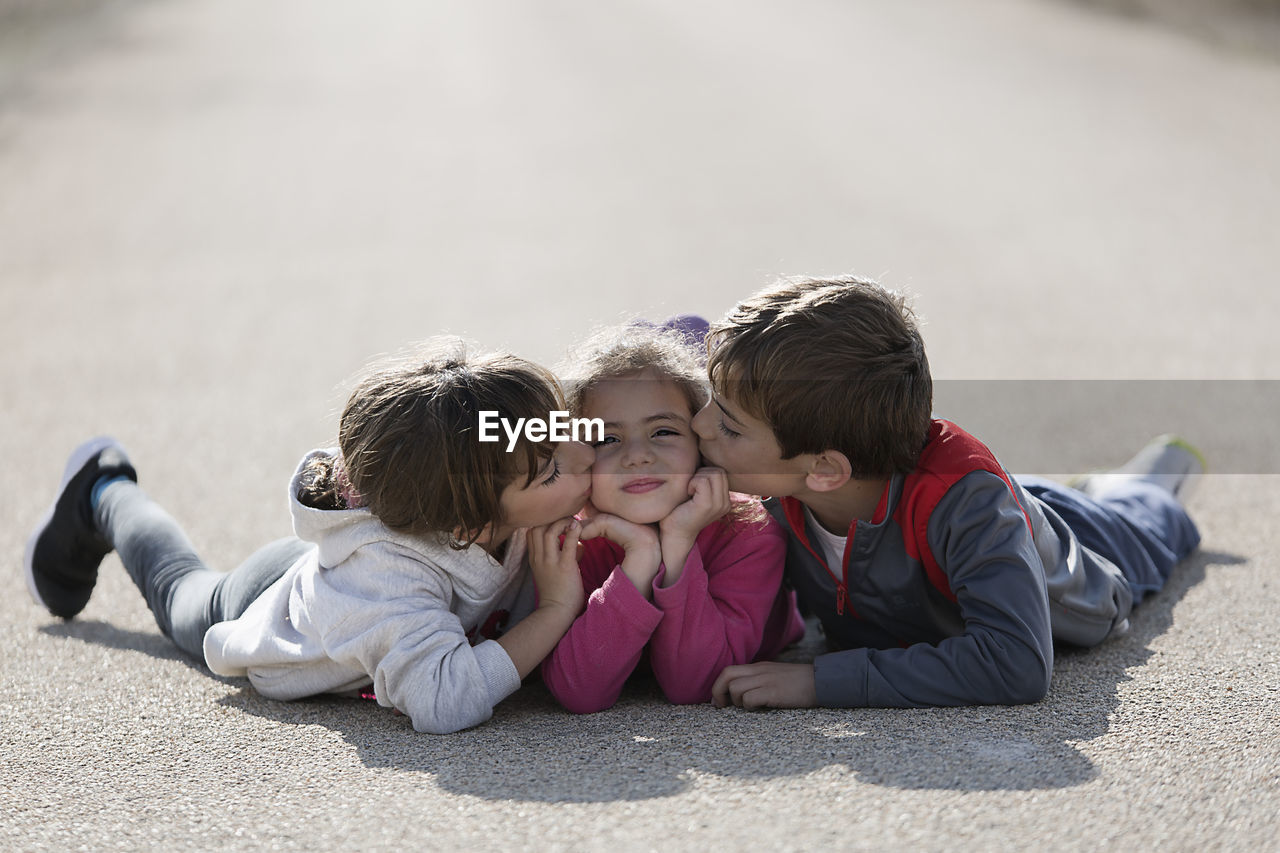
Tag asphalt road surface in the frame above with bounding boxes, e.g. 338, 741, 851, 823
2, 1, 1277, 850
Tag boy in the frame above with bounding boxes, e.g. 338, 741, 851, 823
694, 276, 1201, 709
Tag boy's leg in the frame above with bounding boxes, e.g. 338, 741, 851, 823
1021, 437, 1202, 600
94, 480, 311, 660
1025, 478, 1199, 599
1074, 434, 1206, 504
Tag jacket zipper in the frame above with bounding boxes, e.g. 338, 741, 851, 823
835, 519, 856, 615
780, 497, 857, 619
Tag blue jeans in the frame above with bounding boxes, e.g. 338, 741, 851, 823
1019, 476, 1200, 600
95, 480, 313, 661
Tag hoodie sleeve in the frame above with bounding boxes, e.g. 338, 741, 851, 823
312, 546, 521, 735
813, 471, 1055, 708
647, 517, 789, 704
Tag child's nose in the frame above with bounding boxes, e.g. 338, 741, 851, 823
622, 441, 655, 467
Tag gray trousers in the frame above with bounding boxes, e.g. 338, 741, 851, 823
95, 480, 313, 661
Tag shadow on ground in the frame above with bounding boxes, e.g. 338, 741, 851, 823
191, 548, 1240, 800
38, 550, 1240, 799
40, 618, 190, 663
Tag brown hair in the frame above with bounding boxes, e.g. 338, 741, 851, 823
706, 275, 933, 477
299, 340, 563, 548
564, 323, 763, 526
563, 324, 709, 422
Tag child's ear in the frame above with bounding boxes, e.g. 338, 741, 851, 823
804, 450, 852, 493
455, 522, 492, 545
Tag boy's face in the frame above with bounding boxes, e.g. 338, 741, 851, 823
692, 392, 808, 498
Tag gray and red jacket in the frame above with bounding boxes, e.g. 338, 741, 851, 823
765, 419, 1133, 708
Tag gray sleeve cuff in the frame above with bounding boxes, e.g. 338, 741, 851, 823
472, 639, 522, 707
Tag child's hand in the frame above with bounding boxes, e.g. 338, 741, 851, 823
578, 512, 662, 597
527, 517, 585, 616
578, 511, 659, 554
498, 518, 585, 680
711, 662, 817, 709
654, 467, 729, 587
659, 467, 730, 542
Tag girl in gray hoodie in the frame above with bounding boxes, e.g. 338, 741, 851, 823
25, 341, 595, 734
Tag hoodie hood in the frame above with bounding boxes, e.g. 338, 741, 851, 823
287, 449, 526, 603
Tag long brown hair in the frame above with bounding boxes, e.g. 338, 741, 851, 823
299, 340, 563, 548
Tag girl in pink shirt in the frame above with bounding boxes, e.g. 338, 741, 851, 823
542, 325, 805, 713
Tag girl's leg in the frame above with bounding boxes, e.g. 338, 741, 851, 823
94, 480, 312, 661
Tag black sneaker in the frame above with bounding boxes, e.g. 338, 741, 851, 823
24, 437, 137, 619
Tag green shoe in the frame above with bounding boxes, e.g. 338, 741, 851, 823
1073, 435, 1205, 504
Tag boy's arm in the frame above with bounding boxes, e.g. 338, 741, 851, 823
716, 472, 1055, 709
648, 517, 790, 704
817, 472, 1053, 707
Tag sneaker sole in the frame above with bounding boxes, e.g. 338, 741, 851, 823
23, 436, 123, 613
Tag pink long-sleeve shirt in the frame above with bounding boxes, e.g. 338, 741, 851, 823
541, 511, 806, 714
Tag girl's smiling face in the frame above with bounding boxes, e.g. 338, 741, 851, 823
581, 370, 701, 525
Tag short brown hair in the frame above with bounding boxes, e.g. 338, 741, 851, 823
301, 341, 563, 548
706, 275, 932, 477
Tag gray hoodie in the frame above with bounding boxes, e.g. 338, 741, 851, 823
204, 450, 534, 734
